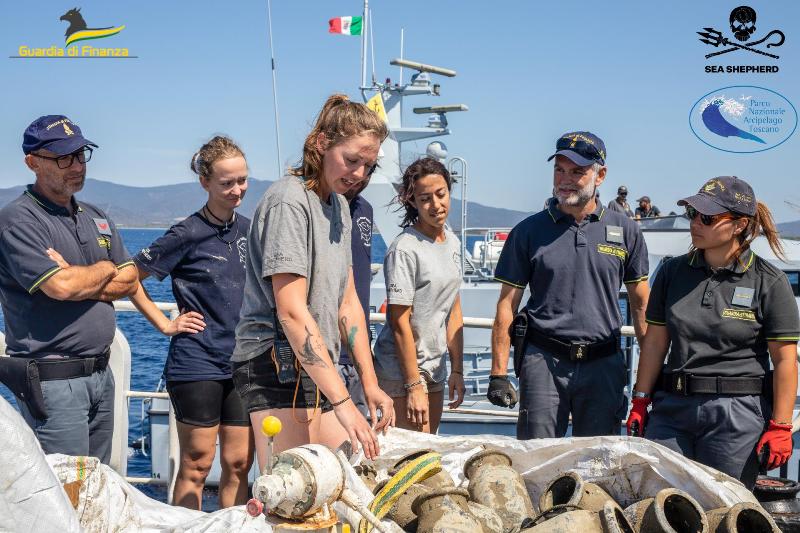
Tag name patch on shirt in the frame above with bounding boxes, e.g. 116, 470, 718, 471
606, 225, 624, 244
597, 243, 627, 260
93, 218, 112, 236
732, 286, 755, 307
722, 308, 756, 321
97, 236, 111, 250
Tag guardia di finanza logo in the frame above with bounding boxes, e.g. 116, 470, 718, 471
14, 7, 131, 58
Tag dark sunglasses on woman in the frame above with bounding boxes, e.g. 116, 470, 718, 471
685, 205, 738, 226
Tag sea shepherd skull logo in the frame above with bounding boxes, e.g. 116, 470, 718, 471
697, 6, 784, 59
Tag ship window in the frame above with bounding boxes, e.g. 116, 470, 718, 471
785, 271, 800, 297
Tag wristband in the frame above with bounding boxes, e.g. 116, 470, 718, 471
404, 378, 425, 391
770, 419, 793, 429
633, 390, 651, 399
331, 395, 351, 407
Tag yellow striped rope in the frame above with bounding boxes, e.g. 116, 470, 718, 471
358, 452, 442, 533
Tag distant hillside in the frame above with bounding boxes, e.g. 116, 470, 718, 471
778, 220, 800, 240
0, 179, 533, 230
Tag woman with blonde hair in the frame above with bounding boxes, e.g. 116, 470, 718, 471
627, 176, 799, 488
232, 95, 395, 468
131, 136, 254, 509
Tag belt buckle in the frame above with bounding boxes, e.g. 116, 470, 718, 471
569, 342, 589, 361
672, 373, 692, 396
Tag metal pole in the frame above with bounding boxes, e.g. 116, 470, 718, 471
399, 28, 404, 85
447, 158, 468, 277
266, 0, 283, 178
361, 0, 369, 88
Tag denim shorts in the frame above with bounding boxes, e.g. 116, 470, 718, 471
232, 350, 332, 413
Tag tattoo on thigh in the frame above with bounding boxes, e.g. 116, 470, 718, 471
301, 326, 328, 367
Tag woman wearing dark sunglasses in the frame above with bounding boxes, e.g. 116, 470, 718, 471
626, 176, 799, 488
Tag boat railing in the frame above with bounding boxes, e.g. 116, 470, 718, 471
3, 301, 799, 494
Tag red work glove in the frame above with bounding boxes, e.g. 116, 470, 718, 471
756, 420, 794, 470
626, 397, 651, 437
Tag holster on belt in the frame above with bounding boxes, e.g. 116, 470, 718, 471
509, 312, 528, 377
0, 357, 48, 419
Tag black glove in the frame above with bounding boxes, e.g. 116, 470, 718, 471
487, 375, 517, 408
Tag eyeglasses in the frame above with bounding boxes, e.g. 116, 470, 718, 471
685, 205, 738, 226
33, 147, 93, 169
556, 137, 603, 161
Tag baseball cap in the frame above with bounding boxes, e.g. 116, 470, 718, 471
547, 131, 606, 167
618, 186, 628, 194
637, 196, 650, 202
677, 176, 756, 217
22, 115, 98, 156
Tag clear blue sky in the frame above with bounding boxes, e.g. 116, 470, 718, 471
2, 1, 800, 221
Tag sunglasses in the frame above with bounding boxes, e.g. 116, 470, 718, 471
556, 137, 603, 162
685, 206, 738, 226
34, 147, 93, 169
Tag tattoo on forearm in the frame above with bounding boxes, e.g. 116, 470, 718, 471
301, 326, 328, 367
339, 317, 360, 354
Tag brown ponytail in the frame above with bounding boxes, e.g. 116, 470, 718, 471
735, 200, 785, 262
289, 94, 388, 192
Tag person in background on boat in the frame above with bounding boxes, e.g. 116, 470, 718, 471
129, 136, 254, 510
0, 115, 137, 463
607, 185, 634, 218
337, 177, 376, 417
488, 131, 650, 439
373, 157, 466, 433
232, 95, 395, 469
627, 176, 799, 488
635, 196, 661, 219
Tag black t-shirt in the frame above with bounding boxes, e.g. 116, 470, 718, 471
646, 249, 800, 377
494, 201, 649, 342
0, 186, 132, 357
340, 195, 373, 363
635, 206, 661, 218
134, 212, 250, 381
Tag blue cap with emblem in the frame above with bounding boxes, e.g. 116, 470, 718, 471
678, 176, 756, 217
22, 115, 98, 156
547, 131, 606, 167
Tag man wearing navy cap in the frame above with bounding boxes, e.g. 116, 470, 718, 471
0, 115, 137, 464
487, 131, 650, 439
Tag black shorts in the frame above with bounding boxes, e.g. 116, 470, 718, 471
232, 350, 332, 413
166, 378, 249, 427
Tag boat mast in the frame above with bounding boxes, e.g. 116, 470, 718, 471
266, 0, 283, 178
360, 0, 369, 89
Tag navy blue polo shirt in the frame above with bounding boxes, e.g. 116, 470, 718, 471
134, 212, 250, 381
0, 186, 133, 357
646, 249, 800, 378
340, 195, 373, 364
495, 201, 649, 342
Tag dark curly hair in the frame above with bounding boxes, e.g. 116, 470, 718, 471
394, 157, 453, 227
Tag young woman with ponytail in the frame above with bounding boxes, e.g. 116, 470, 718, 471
626, 176, 799, 488
232, 94, 395, 469
130, 136, 254, 509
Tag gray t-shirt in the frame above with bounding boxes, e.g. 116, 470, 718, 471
373, 227, 462, 383
233, 176, 352, 363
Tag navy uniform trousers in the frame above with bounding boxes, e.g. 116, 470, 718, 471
517, 343, 627, 439
645, 392, 768, 489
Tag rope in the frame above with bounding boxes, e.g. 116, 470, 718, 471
358, 451, 442, 533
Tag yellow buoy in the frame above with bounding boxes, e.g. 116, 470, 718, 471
262, 416, 282, 437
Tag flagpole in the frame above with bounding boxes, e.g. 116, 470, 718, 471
266, 0, 283, 178
361, 0, 369, 89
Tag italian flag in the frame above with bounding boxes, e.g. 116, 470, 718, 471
329, 16, 362, 36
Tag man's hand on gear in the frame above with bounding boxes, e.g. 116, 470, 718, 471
487, 375, 517, 408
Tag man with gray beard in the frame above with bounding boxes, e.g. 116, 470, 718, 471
487, 131, 650, 439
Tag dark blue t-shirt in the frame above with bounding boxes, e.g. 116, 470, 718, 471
494, 201, 649, 342
0, 186, 132, 357
340, 195, 373, 364
134, 212, 250, 381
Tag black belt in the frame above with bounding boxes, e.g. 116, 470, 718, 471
659, 372, 765, 396
527, 329, 619, 362
34, 352, 110, 381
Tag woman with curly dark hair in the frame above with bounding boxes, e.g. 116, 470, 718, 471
373, 157, 466, 433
